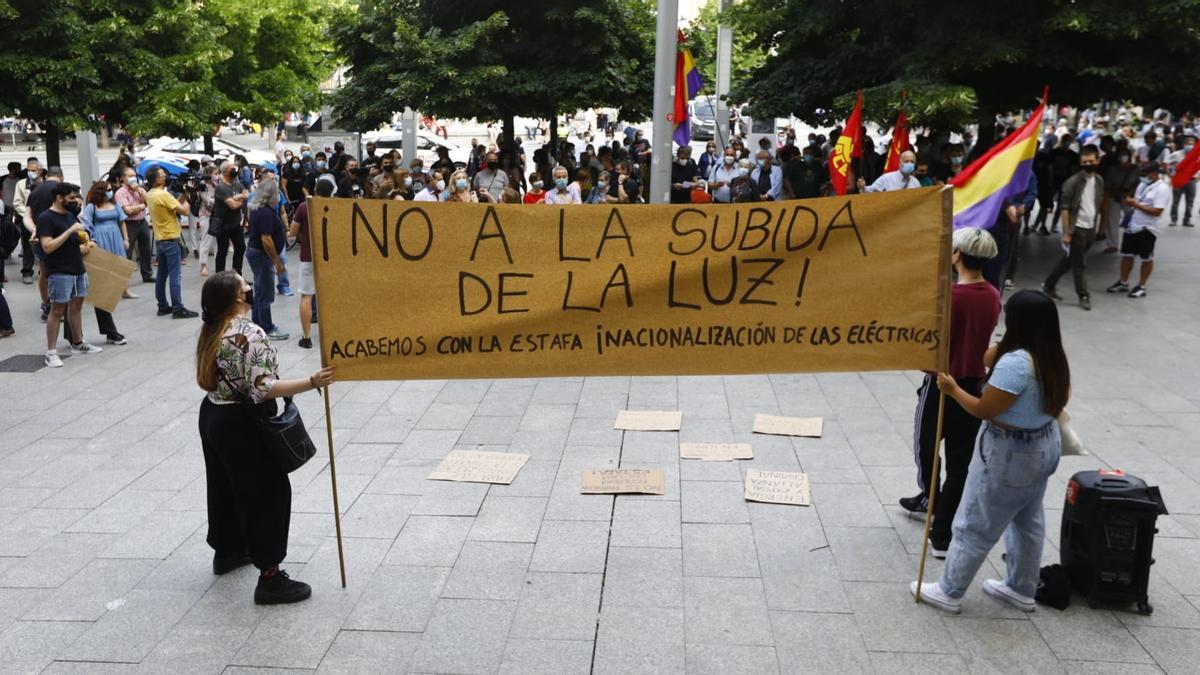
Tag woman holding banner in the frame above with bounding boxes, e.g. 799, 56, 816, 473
195, 271, 335, 605
912, 289, 1070, 614
79, 181, 129, 345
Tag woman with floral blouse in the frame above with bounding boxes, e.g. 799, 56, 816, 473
194, 271, 334, 605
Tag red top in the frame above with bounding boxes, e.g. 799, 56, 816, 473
523, 191, 546, 204
949, 281, 1001, 379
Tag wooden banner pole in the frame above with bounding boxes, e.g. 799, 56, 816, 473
323, 386, 347, 588
915, 390, 946, 602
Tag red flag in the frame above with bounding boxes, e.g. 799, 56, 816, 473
830, 91, 863, 195
1173, 141, 1200, 189
884, 106, 910, 173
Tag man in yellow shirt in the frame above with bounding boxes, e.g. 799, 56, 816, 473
145, 167, 198, 318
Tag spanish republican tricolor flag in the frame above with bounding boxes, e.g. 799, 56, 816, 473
949, 87, 1047, 229
672, 30, 704, 147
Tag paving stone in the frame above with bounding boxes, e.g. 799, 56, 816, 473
530, 519, 610, 573
610, 498, 680, 548
500, 638, 593, 675
510, 572, 603, 641
844, 581, 958, 654
683, 576, 773, 646
685, 643, 780, 675
682, 523, 760, 578
811, 482, 891, 527
384, 515, 474, 567
0, 531, 115, 589
411, 478, 489, 516
489, 460, 560, 498
825, 526, 915, 582
468, 495, 548, 543
770, 610, 871, 674
681, 480, 751, 523
867, 652, 970, 674
409, 598, 516, 674
603, 546, 684, 609
459, 415, 522, 445
340, 493, 416, 540
342, 565, 448, 632
0, 621, 90, 673
441, 541, 533, 601
24, 557, 158, 621
315, 630, 421, 674
1124, 626, 1200, 675
943, 616, 1065, 674
545, 475, 615, 521
594, 605, 686, 674
59, 588, 201, 663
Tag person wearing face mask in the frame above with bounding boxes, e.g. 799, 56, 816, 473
1101, 149, 1138, 251
1107, 161, 1170, 298
390, 168, 415, 200
586, 170, 614, 204
303, 152, 332, 198
13, 158, 44, 285
78, 181, 131, 343
750, 150, 783, 201
196, 165, 220, 277
212, 161, 251, 274
782, 147, 825, 200
1042, 146, 1104, 311
543, 166, 581, 205
931, 143, 966, 185
670, 146, 700, 204
523, 172, 547, 204
37, 182, 103, 367
708, 148, 741, 203
25, 166, 73, 324
195, 271, 335, 604
611, 160, 640, 204
447, 170, 480, 203
281, 154, 307, 216
336, 158, 365, 199
112, 167, 153, 284
858, 150, 921, 193
472, 152, 509, 203
414, 170, 446, 202
697, 142, 719, 180
409, 158, 428, 191
1167, 135, 1195, 228
2, 162, 23, 271
146, 167, 199, 319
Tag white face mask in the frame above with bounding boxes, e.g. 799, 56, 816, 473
723, 155, 735, 165
434, 180, 445, 192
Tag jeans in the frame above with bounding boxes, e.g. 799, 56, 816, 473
277, 247, 291, 290
1043, 227, 1096, 298
126, 219, 153, 280
1172, 181, 1195, 225
215, 225, 245, 275
939, 421, 1061, 600
155, 239, 184, 312
245, 247, 277, 332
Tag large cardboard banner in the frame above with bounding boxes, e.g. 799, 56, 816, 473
309, 187, 952, 381
83, 247, 138, 313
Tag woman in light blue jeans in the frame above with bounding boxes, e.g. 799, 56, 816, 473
913, 289, 1071, 614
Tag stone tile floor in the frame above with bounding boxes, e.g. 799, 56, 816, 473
1, 216, 1199, 673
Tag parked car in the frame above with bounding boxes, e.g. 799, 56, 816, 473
689, 96, 719, 141
138, 136, 278, 172
360, 130, 471, 168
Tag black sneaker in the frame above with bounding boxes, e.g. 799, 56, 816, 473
298, 337, 312, 349
157, 308, 173, 316
929, 539, 949, 560
173, 308, 199, 319
213, 553, 252, 575
254, 569, 311, 605
1128, 285, 1147, 298
899, 493, 928, 514
1106, 280, 1129, 294
1079, 295, 1091, 311
22, 272, 34, 285
142, 276, 155, 284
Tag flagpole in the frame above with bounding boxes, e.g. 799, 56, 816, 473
650, 0, 679, 204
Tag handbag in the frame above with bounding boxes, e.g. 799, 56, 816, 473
219, 370, 317, 472
1057, 408, 1087, 456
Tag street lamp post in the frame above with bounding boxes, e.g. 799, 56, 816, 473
649, 0, 679, 204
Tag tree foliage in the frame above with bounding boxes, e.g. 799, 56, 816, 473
332, 0, 655, 131
731, 0, 1200, 128
684, 0, 767, 98
0, 0, 336, 140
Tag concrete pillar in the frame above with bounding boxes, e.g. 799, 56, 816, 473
649, 0, 679, 204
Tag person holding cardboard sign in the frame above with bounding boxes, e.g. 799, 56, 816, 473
195, 271, 335, 605
912, 290, 1070, 615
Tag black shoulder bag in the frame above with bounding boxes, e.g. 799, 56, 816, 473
218, 369, 317, 473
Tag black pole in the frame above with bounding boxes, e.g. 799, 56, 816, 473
45, 122, 61, 169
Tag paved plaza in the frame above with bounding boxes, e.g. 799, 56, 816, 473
1, 218, 1199, 674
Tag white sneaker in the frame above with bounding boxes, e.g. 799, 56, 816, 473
911, 581, 961, 614
44, 351, 63, 368
70, 341, 103, 354
983, 579, 1036, 612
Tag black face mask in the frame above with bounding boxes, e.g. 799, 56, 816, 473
243, 285, 254, 306
487, 161, 499, 170
1081, 164, 1097, 173
65, 201, 81, 216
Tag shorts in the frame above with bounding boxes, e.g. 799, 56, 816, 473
1120, 229, 1156, 261
47, 272, 89, 303
298, 262, 316, 295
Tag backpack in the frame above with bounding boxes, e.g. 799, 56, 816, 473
0, 212, 20, 259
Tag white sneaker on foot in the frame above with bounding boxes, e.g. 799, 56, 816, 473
70, 341, 103, 354
910, 581, 961, 614
44, 351, 63, 368
983, 579, 1036, 612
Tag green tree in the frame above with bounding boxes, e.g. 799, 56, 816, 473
684, 0, 767, 97
331, 0, 655, 148
731, 0, 1200, 141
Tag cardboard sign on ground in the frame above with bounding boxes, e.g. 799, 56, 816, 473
579, 469, 666, 495
744, 469, 811, 506
427, 450, 530, 484
614, 410, 682, 431
82, 247, 138, 313
752, 414, 824, 438
679, 442, 754, 461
